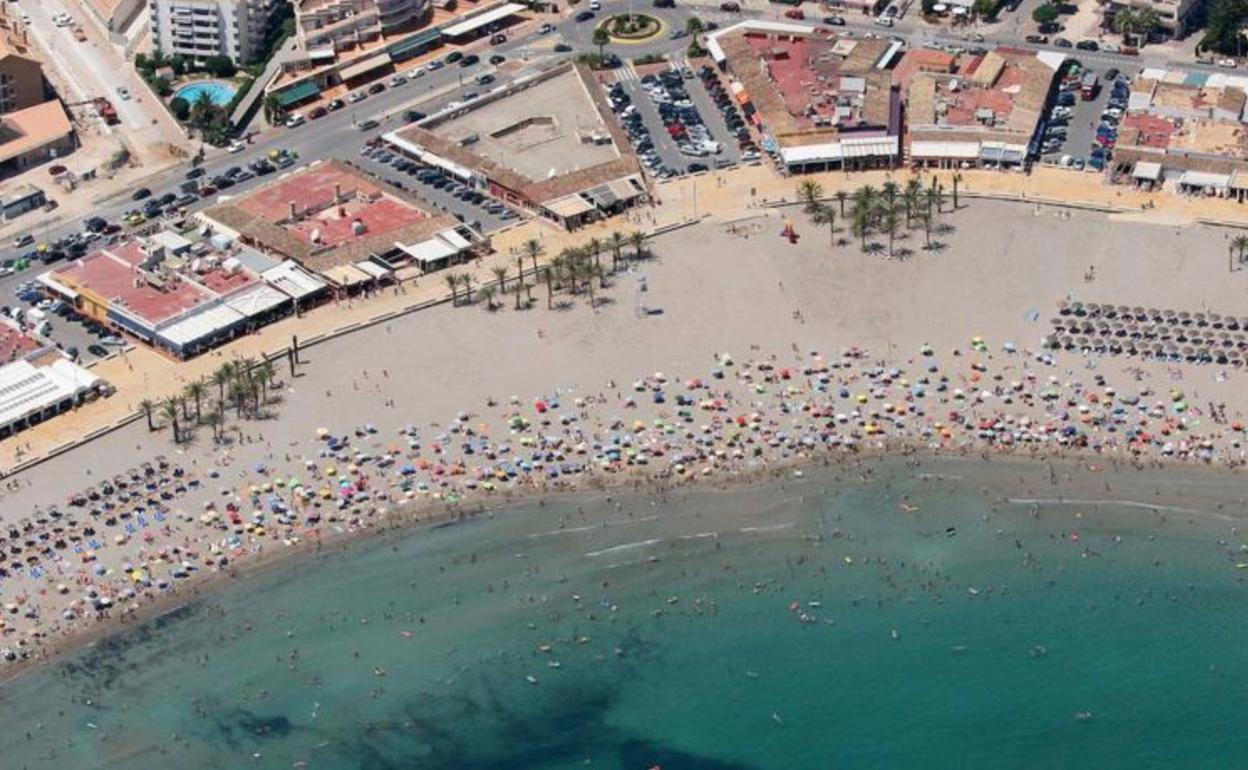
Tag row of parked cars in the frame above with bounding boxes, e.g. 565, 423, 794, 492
698, 64, 759, 162
360, 144, 518, 229
11, 281, 121, 359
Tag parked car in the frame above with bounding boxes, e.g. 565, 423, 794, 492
284, 113, 305, 127
1075, 39, 1099, 51
327, 98, 345, 111
368, 82, 386, 95
489, 53, 506, 65
348, 90, 367, 103
309, 106, 328, 119
131, 187, 151, 201
783, 8, 804, 18
489, 33, 507, 45
445, 51, 463, 64
1024, 34, 1048, 44
720, 1, 740, 9
1054, 37, 1073, 48
822, 14, 846, 25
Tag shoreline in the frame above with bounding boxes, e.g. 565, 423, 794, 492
5, 441, 1246, 687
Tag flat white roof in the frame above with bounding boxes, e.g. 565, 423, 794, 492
441, 2, 526, 36
158, 302, 245, 349
779, 142, 842, 165
148, 230, 193, 254
382, 130, 477, 181
910, 140, 981, 159
1178, 170, 1230, 189
0, 358, 101, 432
1133, 161, 1163, 181
262, 260, 328, 300
224, 282, 289, 317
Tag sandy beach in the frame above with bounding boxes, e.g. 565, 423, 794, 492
2, 196, 1248, 675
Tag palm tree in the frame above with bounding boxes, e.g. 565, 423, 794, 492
852, 186, 877, 224
139, 398, 155, 431
584, 263, 599, 307
852, 206, 871, 251
797, 179, 824, 213
540, 266, 554, 309
479, 284, 498, 310
262, 93, 282, 125
608, 231, 625, 273
592, 26, 611, 58
444, 273, 459, 305
491, 264, 509, 292
924, 185, 941, 221
811, 203, 836, 245
903, 178, 923, 228
213, 362, 235, 410
951, 173, 963, 209
523, 238, 543, 275
835, 190, 848, 218
881, 181, 899, 212
185, 381, 205, 423
516, 253, 526, 287
1132, 7, 1160, 45
1231, 234, 1248, 271
629, 230, 646, 262
159, 397, 180, 443
586, 238, 603, 274
206, 408, 223, 443
459, 272, 475, 303
921, 211, 933, 250
881, 206, 900, 258
513, 276, 525, 309
254, 360, 275, 407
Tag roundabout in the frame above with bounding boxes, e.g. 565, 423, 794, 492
597, 13, 665, 43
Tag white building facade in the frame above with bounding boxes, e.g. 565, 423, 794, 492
149, 0, 286, 65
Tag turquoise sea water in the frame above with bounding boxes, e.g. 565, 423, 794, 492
173, 81, 236, 107
1, 457, 1247, 769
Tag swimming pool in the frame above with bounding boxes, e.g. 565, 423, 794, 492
173, 80, 237, 107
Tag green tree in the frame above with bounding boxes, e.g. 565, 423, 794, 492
169, 53, 188, 76
523, 238, 543, 274
880, 206, 900, 258
811, 203, 836, 245
796, 179, 824, 214
444, 273, 460, 305
1201, 0, 1247, 55
972, 0, 999, 20
204, 55, 237, 78
607, 231, 625, 272
492, 264, 509, 292
169, 97, 190, 122
1032, 3, 1059, 25
593, 26, 611, 57
478, 284, 498, 310
686, 15, 705, 34
262, 93, 283, 124
139, 398, 155, 431
629, 230, 646, 261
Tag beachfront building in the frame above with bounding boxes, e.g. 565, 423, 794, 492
895, 47, 1065, 170
383, 61, 647, 229
0, 320, 109, 440
1112, 69, 1248, 199
0, 6, 50, 115
39, 231, 328, 359
705, 21, 902, 174
148, 0, 287, 66
199, 159, 481, 284
0, 100, 77, 178
269, 0, 526, 111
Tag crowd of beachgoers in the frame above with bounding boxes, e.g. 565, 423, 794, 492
0, 334, 1245, 672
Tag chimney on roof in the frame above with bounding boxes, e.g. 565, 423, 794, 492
334, 182, 342, 204
289, 200, 298, 221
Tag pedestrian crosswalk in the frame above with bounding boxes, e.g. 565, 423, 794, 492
615, 64, 641, 84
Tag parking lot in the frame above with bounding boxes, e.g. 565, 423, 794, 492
1039, 61, 1131, 173
358, 147, 519, 233
608, 62, 758, 179
5, 278, 126, 365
